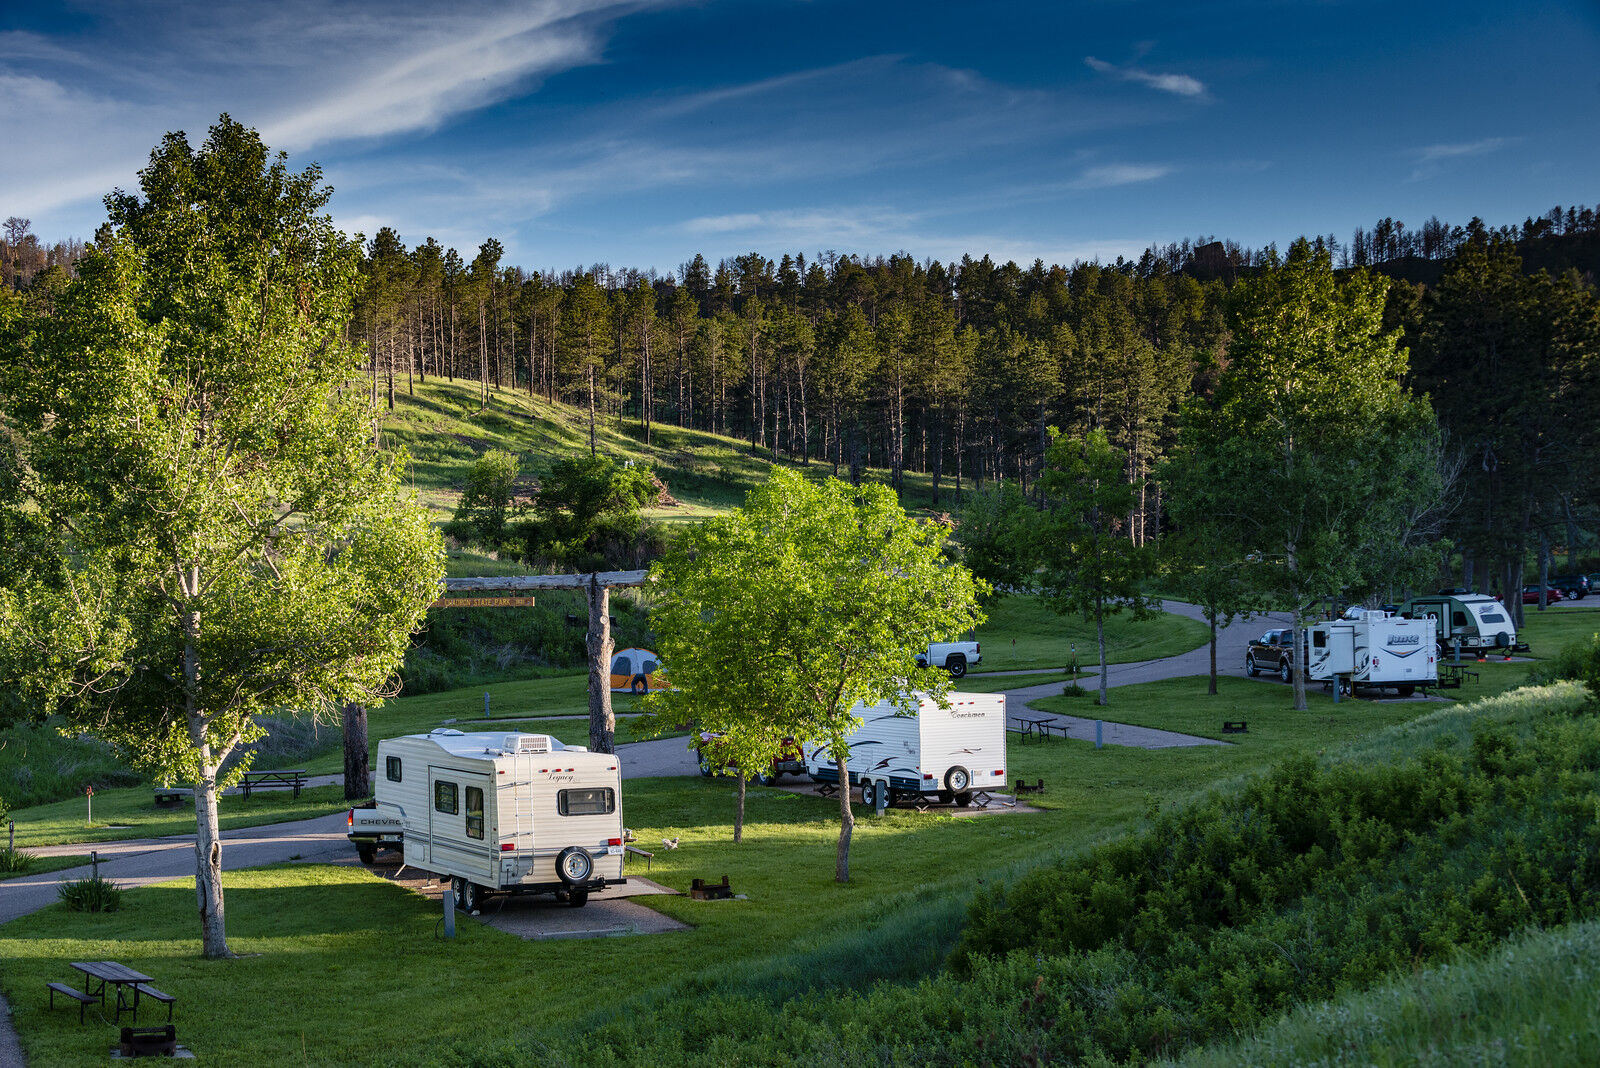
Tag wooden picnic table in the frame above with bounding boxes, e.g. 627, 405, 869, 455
70, 961, 153, 1022
240, 769, 307, 798
1009, 715, 1056, 742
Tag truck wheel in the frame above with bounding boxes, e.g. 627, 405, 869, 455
1278, 660, 1292, 683
356, 843, 376, 865
567, 889, 589, 908
945, 766, 971, 793
557, 846, 594, 885
946, 654, 967, 679
753, 771, 775, 787
1246, 654, 1259, 677
698, 757, 714, 778
860, 779, 877, 808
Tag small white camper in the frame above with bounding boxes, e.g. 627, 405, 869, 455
1307, 611, 1437, 696
805, 692, 1007, 807
367, 729, 625, 910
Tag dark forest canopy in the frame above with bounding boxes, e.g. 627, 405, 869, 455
7, 201, 1598, 602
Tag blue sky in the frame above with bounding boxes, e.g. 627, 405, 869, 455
3, 1, 1597, 274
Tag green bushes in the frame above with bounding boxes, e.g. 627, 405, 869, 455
507, 685, 1600, 1066
57, 873, 121, 912
1527, 632, 1600, 695
0, 846, 32, 873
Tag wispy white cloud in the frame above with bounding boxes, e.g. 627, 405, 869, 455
1085, 56, 1207, 98
1409, 137, 1512, 180
1071, 163, 1172, 189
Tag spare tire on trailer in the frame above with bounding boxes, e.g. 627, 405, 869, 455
556, 846, 593, 886
944, 766, 971, 793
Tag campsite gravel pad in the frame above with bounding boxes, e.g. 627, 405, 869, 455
371, 861, 689, 939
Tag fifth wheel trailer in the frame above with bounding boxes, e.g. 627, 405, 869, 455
355, 729, 626, 910
805, 691, 1006, 807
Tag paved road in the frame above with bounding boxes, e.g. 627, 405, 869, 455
992, 601, 1293, 746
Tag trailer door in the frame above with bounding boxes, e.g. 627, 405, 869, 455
428, 766, 493, 884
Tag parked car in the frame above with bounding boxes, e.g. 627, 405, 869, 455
1245, 629, 1297, 681
1521, 585, 1564, 605
1549, 574, 1590, 600
695, 731, 807, 785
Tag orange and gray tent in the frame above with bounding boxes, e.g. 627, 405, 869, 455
610, 647, 668, 693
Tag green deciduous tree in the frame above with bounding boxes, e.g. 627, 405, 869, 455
447, 448, 520, 547
644, 467, 983, 881
0, 117, 444, 957
1173, 240, 1440, 710
1025, 428, 1158, 705
524, 454, 656, 569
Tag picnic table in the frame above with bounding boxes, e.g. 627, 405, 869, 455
240, 769, 307, 798
1009, 715, 1056, 742
69, 961, 154, 1023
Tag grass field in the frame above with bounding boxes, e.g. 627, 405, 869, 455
0, 853, 90, 881
5, 665, 1538, 1064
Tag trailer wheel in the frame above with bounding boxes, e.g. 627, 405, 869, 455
567, 889, 589, 908
556, 846, 594, 885
954, 792, 973, 807
1396, 685, 1414, 697
946, 654, 967, 678
937, 789, 954, 804
454, 877, 482, 913
859, 778, 878, 808
944, 766, 971, 793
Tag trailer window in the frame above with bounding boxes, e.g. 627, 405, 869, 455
464, 787, 484, 840
434, 781, 458, 815
1480, 610, 1506, 624
1453, 611, 1467, 628
1312, 631, 1326, 648
558, 788, 615, 816
386, 756, 402, 783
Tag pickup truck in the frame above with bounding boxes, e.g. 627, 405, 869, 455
915, 640, 981, 678
1245, 629, 1298, 681
347, 803, 403, 864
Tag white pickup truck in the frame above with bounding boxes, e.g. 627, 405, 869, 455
347, 803, 403, 864
915, 640, 981, 678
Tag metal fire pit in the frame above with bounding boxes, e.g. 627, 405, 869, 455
118, 1025, 175, 1057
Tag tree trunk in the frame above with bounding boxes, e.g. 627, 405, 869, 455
734, 774, 746, 844
1096, 597, 1108, 706
342, 702, 369, 801
586, 575, 615, 753
835, 748, 854, 882
183, 575, 232, 959
1208, 612, 1219, 696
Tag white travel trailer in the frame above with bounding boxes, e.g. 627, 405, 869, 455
805, 692, 1006, 807
365, 729, 626, 910
1307, 611, 1437, 696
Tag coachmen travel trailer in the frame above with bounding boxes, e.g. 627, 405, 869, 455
350, 729, 625, 910
805, 692, 1006, 807
1307, 610, 1437, 696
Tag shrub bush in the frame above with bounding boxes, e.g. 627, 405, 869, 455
0, 846, 32, 873
1526, 633, 1600, 687
58, 874, 122, 912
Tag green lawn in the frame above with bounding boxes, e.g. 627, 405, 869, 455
1520, 605, 1600, 656
2, 663, 1518, 1065
6, 787, 353, 849
971, 596, 1210, 672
